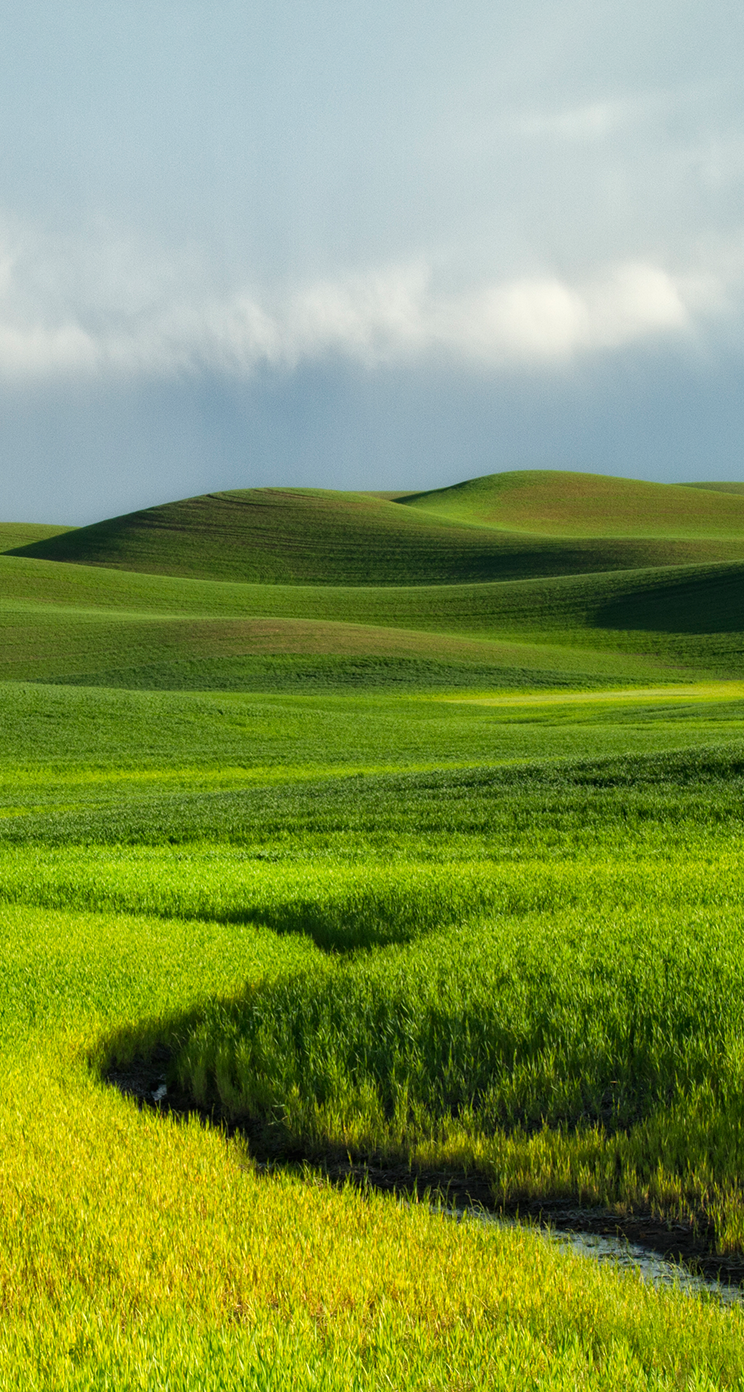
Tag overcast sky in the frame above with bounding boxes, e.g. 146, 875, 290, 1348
2, 1, 744, 522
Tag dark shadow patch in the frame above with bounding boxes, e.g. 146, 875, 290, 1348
594, 567, 744, 634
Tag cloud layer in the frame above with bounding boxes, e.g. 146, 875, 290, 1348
1, 1, 744, 517
0, 229, 729, 385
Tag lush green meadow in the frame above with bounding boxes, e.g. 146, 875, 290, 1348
4, 471, 744, 1387
15, 471, 744, 585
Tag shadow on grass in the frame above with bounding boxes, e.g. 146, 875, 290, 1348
594, 566, 744, 634
98, 1034, 744, 1292
95, 987, 744, 1293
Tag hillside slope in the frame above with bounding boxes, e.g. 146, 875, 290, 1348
10, 478, 744, 585
0, 523, 73, 553
400, 470, 744, 537
682, 482, 744, 496
1, 550, 744, 690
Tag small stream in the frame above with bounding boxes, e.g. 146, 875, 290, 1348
555, 1228, 743, 1305
473, 1211, 744, 1308
108, 1064, 744, 1308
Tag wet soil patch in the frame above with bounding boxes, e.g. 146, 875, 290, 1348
105, 1049, 744, 1293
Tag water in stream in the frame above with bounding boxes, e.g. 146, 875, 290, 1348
474, 1211, 744, 1308
114, 1070, 744, 1308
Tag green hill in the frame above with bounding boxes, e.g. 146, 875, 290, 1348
681, 481, 744, 496
1, 547, 743, 692
10, 476, 744, 585
0, 522, 73, 553
6, 468, 744, 691
400, 469, 744, 537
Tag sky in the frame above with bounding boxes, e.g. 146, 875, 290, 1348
2, 1, 744, 522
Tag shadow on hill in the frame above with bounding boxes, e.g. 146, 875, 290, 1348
11, 484, 744, 585
594, 567, 744, 634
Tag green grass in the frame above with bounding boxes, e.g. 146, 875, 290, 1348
163, 904, 744, 1250
0, 600, 662, 690
683, 482, 744, 496
0, 520, 72, 551
4, 680, 744, 776
4, 472, 744, 1386
4, 549, 744, 690
403, 469, 744, 537
2, 695, 744, 1386
13, 474, 744, 585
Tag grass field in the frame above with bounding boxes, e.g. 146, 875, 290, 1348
13, 470, 744, 584
0, 521, 72, 552
4, 469, 744, 1388
2, 549, 744, 691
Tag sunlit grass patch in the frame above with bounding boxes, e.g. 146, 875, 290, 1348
401, 469, 744, 539
0, 902, 741, 1388
2, 669, 744, 1382
6, 1044, 744, 1390
128, 903, 744, 1250
7, 472, 744, 1384
440, 679, 744, 707
1, 842, 743, 948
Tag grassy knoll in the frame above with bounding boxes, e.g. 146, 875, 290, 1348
402, 468, 744, 537
3, 550, 744, 689
12, 475, 744, 584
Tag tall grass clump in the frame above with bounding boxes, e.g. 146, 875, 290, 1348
158, 906, 744, 1250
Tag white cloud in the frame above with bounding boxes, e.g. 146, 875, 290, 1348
0, 322, 97, 377
516, 95, 663, 144
0, 223, 732, 384
581, 263, 689, 346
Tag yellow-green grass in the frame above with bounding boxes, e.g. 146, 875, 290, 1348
0, 686, 744, 1383
402, 468, 744, 538
156, 897, 744, 1245
12, 479, 744, 585
4, 497, 744, 1384
67, 732, 744, 1261
1, 769, 744, 1384
2, 837, 742, 948
5, 1013, 744, 1389
444, 679, 744, 707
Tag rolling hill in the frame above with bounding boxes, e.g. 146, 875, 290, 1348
0, 545, 743, 691
0, 522, 73, 552
400, 469, 744, 537
682, 481, 744, 496
11, 472, 744, 586
3, 467, 744, 692
5, 466, 744, 1392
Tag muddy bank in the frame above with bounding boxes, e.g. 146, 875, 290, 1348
104, 1049, 744, 1297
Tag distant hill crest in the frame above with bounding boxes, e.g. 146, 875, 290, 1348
10, 470, 744, 586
